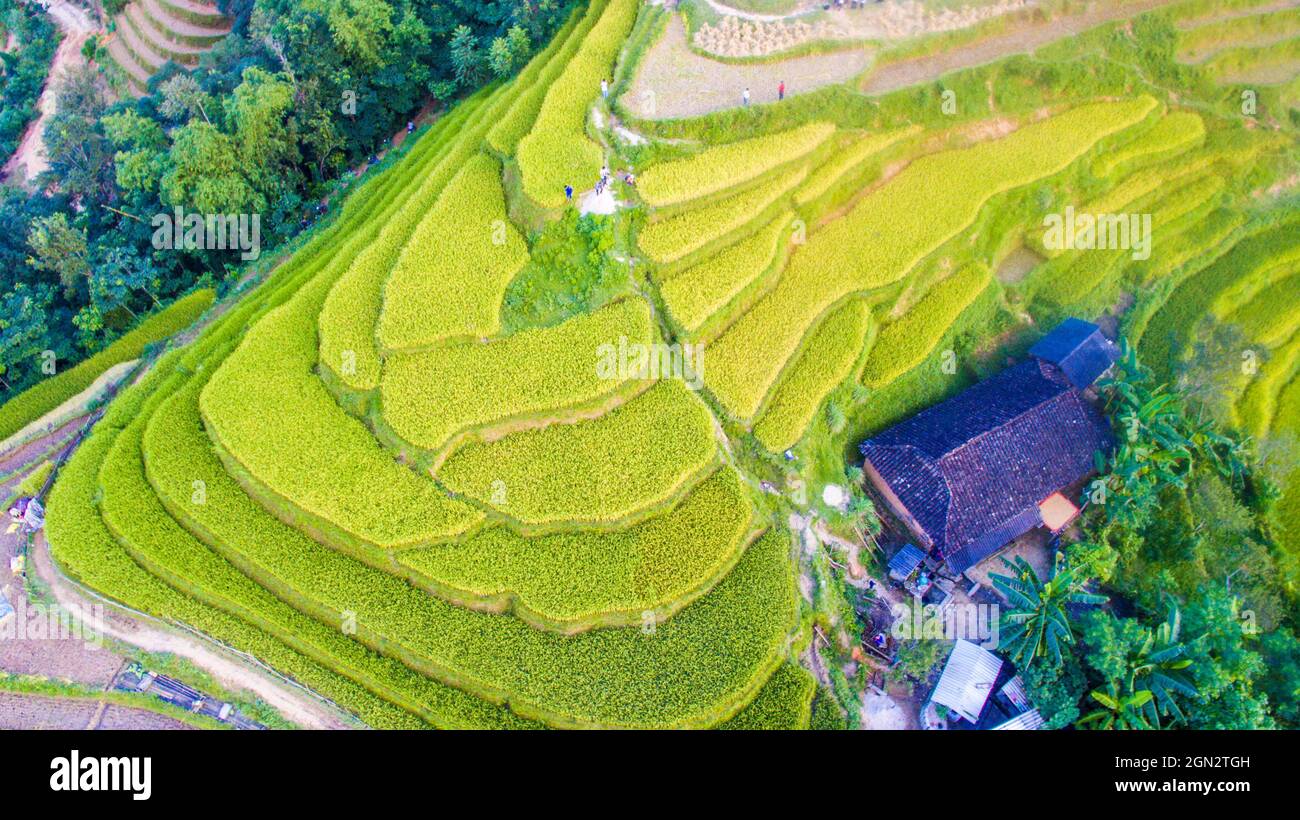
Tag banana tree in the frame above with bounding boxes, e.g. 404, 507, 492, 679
1077, 681, 1155, 730
1127, 602, 1200, 727
991, 552, 1107, 668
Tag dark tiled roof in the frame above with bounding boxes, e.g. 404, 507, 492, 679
1028, 317, 1119, 389
861, 359, 1112, 574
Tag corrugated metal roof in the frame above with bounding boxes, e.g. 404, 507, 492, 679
931, 639, 1003, 723
887, 543, 926, 579
991, 708, 1046, 730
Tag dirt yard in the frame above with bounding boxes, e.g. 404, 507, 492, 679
621, 14, 874, 120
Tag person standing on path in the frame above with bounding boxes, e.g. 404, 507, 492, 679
601, 78, 609, 99
778, 81, 785, 101
742, 87, 751, 106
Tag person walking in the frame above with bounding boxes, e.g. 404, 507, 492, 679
778, 81, 785, 101
565, 184, 574, 202
742, 87, 751, 106
601, 78, 609, 99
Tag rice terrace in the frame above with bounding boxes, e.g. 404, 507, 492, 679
1, 0, 1298, 744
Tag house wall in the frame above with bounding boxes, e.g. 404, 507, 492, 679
862, 457, 933, 550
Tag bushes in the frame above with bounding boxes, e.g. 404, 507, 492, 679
659, 211, 792, 336
862, 265, 992, 388
752, 298, 873, 450
381, 299, 654, 454
638, 164, 807, 265
516, 0, 638, 208
702, 98, 1156, 420
397, 467, 754, 631
0, 289, 214, 445
436, 379, 718, 526
1092, 111, 1205, 179
377, 152, 529, 351
638, 122, 835, 208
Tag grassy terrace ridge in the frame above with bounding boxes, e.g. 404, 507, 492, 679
0, 289, 215, 446
395, 466, 758, 631
516, 0, 641, 208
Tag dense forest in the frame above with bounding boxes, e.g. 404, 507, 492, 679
0, 0, 572, 402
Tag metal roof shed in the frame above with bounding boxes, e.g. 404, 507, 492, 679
991, 709, 1046, 730
887, 543, 927, 581
931, 639, 1004, 723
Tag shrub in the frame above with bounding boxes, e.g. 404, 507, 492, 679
436, 379, 718, 526
0, 289, 214, 445
377, 152, 529, 351
753, 298, 873, 450
381, 299, 654, 454
638, 122, 835, 208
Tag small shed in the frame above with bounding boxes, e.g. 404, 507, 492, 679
887, 543, 926, 582
930, 639, 1004, 724
991, 708, 1046, 730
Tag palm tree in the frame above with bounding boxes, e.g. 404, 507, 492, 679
991, 552, 1107, 667
1127, 602, 1200, 727
1077, 681, 1155, 730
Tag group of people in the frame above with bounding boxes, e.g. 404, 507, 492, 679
742, 81, 787, 106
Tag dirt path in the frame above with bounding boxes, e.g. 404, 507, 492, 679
622, 14, 874, 119
861, 0, 1176, 95
1, 0, 98, 185
29, 532, 354, 729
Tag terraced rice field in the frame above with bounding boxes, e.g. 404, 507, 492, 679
26, 0, 1300, 729
105, 0, 231, 96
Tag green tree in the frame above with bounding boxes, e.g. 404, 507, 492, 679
1076, 680, 1155, 730
992, 551, 1106, 667
27, 213, 90, 296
